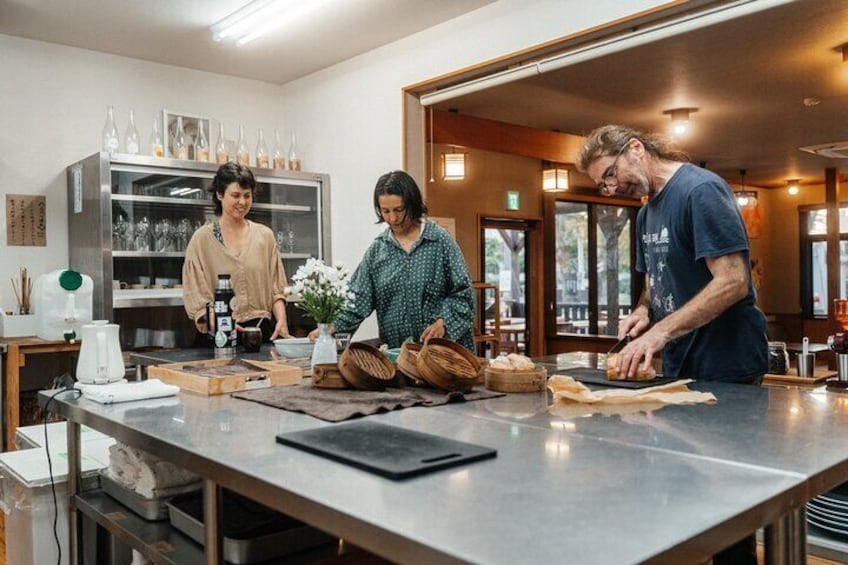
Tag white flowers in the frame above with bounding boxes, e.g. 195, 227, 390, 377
285, 258, 354, 323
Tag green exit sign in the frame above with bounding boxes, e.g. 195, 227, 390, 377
506, 191, 520, 211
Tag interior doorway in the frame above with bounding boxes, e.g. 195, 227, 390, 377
480, 217, 537, 356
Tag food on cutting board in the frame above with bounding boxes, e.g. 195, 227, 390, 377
606, 353, 656, 381
489, 353, 535, 371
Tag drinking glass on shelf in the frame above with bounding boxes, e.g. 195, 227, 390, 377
135, 216, 151, 252
112, 216, 127, 251
123, 219, 136, 251
176, 218, 192, 251
284, 221, 295, 254
275, 230, 286, 252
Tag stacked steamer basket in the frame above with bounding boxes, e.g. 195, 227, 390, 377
338, 342, 396, 391
417, 338, 482, 392
484, 362, 547, 393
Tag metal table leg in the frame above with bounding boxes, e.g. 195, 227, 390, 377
765, 507, 807, 565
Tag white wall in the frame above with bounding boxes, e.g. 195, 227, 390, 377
0, 34, 284, 314
0, 0, 664, 337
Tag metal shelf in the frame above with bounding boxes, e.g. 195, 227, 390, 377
112, 251, 313, 260
76, 489, 201, 565
112, 194, 312, 212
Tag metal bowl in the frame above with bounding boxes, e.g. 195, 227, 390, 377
273, 337, 314, 359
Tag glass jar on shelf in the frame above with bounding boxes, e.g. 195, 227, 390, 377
273, 129, 285, 170
149, 116, 164, 158
767, 341, 789, 375
124, 110, 139, 155
255, 128, 269, 168
236, 125, 250, 166
215, 123, 228, 164
195, 121, 209, 162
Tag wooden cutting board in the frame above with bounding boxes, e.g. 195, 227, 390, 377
763, 368, 836, 386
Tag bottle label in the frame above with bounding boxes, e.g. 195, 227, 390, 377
216, 315, 233, 332
215, 330, 228, 348
106, 137, 119, 152
152, 144, 164, 158
127, 141, 139, 154
176, 147, 188, 160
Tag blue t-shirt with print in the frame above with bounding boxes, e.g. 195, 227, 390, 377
635, 163, 767, 382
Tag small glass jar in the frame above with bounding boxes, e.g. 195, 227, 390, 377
767, 341, 789, 375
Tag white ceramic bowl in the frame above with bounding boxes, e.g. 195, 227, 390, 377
273, 337, 314, 358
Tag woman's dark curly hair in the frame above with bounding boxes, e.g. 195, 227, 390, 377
373, 170, 427, 223
210, 162, 256, 216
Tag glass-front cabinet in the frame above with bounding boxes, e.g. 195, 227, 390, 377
67, 152, 331, 349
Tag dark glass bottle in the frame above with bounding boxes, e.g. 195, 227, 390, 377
212, 274, 236, 357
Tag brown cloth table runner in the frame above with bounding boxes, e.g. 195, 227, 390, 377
231, 384, 504, 422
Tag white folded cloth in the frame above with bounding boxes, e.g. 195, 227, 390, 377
75, 379, 179, 404
107, 442, 200, 498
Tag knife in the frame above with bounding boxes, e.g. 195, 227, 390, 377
607, 335, 630, 355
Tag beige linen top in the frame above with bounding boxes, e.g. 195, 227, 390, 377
182, 221, 287, 330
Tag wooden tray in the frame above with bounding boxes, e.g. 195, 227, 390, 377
149, 358, 302, 395
484, 366, 547, 393
312, 363, 350, 389
763, 368, 836, 386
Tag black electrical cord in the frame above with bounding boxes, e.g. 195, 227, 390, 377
43, 385, 82, 565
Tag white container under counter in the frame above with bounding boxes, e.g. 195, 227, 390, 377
0, 312, 37, 338
0, 446, 104, 565
14, 421, 113, 451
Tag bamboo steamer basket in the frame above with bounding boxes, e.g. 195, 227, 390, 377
397, 342, 424, 385
484, 366, 547, 393
338, 342, 396, 391
417, 338, 482, 392
312, 363, 350, 389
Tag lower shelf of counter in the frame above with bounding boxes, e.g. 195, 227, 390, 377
808, 528, 848, 563
75, 489, 341, 565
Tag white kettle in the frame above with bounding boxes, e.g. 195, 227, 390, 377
76, 320, 125, 384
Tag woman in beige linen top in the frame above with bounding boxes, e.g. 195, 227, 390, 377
182, 163, 291, 346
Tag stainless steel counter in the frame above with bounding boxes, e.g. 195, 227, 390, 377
45, 368, 824, 565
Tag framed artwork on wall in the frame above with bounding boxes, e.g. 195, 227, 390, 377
162, 109, 211, 160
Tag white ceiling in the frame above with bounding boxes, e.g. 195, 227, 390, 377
430, 0, 848, 189
0, 0, 495, 85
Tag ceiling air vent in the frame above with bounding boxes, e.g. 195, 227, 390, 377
799, 142, 848, 159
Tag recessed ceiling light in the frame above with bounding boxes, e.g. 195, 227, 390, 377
803, 97, 822, 107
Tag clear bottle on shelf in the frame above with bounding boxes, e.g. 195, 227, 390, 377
272, 129, 285, 170
287, 131, 301, 171
173, 116, 188, 160
195, 120, 209, 162
149, 116, 164, 158
236, 125, 250, 166
102, 105, 120, 155
215, 123, 228, 164
124, 110, 140, 155
255, 128, 269, 168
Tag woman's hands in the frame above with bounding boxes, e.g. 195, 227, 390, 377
420, 318, 445, 343
270, 319, 292, 341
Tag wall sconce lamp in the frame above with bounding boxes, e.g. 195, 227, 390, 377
663, 107, 698, 136
842, 43, 848, 63
441, 149, 466, 180
787, 179, 800, 196
542, 163, 569, 192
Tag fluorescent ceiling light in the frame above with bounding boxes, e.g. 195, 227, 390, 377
211, 0, 324, 46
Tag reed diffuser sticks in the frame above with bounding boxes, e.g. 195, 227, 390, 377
10, 267, 32, 315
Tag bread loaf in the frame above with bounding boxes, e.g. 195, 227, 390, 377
606, 353, 656, 381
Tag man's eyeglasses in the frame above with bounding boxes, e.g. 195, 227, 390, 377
598, 139, 633, 195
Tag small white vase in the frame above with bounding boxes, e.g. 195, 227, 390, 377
311, 323, 337, 367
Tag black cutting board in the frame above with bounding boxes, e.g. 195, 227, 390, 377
545, 366, 678, 389
276, 421, 497, 480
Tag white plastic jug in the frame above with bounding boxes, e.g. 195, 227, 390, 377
33, 270, 93, 341
76, 321, 124, 384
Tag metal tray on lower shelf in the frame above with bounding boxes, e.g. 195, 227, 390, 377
166, 490, 335, 564
99, 472, 178, 521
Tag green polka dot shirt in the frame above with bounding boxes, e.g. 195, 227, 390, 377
334, 219, 474, 350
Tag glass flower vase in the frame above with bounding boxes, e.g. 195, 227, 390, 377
311, 323, 337, 367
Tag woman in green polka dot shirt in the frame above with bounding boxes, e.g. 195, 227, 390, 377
313, 170, 474, 350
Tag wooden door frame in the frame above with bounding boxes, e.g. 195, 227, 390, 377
477, 214, 543, 357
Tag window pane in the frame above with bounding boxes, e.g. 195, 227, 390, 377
555, 202, 589, 334
812, 241, 827, 316
596, 205, 631, 337
807, 208, 848, 235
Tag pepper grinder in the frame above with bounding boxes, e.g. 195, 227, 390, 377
826, 333, 848, 390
